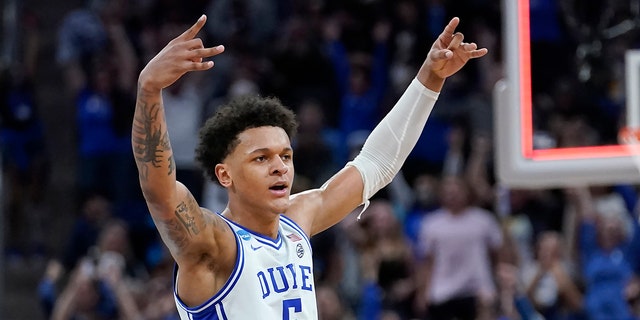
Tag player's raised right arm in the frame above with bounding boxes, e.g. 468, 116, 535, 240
131, 15, 224, 254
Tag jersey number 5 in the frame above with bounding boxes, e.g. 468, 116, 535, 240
282, 298, 302, 319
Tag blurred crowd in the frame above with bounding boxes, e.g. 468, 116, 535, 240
2, 0, 640, 319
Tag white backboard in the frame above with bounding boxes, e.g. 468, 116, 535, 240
495, 0, 640, 188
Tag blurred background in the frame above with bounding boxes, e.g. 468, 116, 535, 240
2, 0, 640, 319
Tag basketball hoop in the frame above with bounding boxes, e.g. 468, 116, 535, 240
619, 127, 640, 142
619, 126, 640, 172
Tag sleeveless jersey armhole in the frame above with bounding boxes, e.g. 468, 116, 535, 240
173, 215, 246, 314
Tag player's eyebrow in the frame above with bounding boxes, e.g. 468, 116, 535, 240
248, 147, 293, 155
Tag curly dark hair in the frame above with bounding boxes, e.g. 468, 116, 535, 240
196, 95, 298, 183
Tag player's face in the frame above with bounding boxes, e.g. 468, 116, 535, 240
223, 126, 295, 214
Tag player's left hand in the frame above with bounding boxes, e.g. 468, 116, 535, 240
419, 17, 487, 83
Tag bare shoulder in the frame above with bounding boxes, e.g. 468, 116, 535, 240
284, 189, 323, 235
285, 166, 364, 236
200, 207, 226, 229
173, 205, 238, 307
158, 189, 235, 270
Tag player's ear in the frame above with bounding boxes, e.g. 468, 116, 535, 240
215, 163, 232, 187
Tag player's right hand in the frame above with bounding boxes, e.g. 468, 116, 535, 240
139, 14, 224, 92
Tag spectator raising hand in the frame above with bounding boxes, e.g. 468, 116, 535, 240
567, 186, 640, 319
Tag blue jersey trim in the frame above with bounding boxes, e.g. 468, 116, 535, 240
214, 302, 228, 320
254, 235, 283, 250
174, 216, 245, 314
280, 215, 312, 255
223, 215, 284, 250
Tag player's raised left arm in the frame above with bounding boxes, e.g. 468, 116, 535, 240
289, 17, 487, 236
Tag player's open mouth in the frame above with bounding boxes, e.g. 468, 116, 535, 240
269, 184, 287, 191
269, 182, 289, 196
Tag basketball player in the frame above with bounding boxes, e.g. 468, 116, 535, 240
132, 14, 486, 319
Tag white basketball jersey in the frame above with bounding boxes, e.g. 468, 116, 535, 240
174, 214, 318, 319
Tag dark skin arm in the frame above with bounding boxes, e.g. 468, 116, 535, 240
286, 17, 488, 236
132, 15, 233, 307
133, 15, 486, 308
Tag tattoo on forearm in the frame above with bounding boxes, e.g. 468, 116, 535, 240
161, 131, 171, 151
175, 201, 200, 236
132, 99, 169, 180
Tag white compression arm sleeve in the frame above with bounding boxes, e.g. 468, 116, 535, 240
348, 78, 439, 213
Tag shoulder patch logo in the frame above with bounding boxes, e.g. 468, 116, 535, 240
236, 229, 252, 241
287, 233, 302, 242
296, 243, 304, 258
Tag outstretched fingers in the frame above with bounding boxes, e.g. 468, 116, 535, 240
460, 42, 487, 59
185, 45, 225, 71
178, 14, 208, 41
461, 42, 478, 51
434, 17, 460, 50
468, 48, 488, 59
419, 17, 489, 82
440, 17, 460, 39
457, 40, 488, 59
188, 45, 225, 60
447, 32, 464, 50
189, 60, 214, 71
431, 49, 453, 61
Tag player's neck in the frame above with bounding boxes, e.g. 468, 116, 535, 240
221, 205, 280, 240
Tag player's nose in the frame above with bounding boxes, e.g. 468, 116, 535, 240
271, 158, 289, 175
